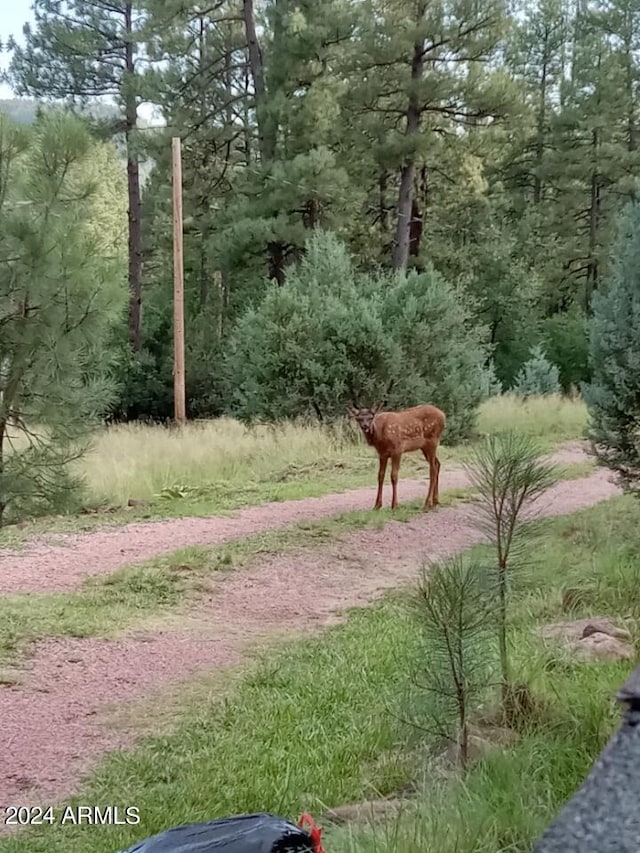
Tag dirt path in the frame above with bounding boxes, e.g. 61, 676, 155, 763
0, 460, 620, 815
0, 443, 589, 595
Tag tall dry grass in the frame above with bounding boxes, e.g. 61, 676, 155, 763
476, 392, 588, 444
75, 395, 588, 507
77, 416, 364, 506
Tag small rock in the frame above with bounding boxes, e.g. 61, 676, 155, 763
322, 798, 408, 825
582, 621, 632, 641
541, 617, 633, 643
541, 618, 635, 662
576, 632, 634, 661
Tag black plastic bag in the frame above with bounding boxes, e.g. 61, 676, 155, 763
118, 812, 324, 853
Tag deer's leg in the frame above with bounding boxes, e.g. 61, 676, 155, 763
374, 455, 388, 510
390, 454, 401, 510
433, 450, 441, 506
422, 446, 437, 510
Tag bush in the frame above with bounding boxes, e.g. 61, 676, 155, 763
224, 230, 491, 442
583, 200, 640, 481
512, 345, 561, 397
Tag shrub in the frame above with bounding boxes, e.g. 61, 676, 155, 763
512, 345, 561, 397
583, 200, 640, 483
224, 230, 490, 442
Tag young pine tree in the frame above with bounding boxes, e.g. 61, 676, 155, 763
512, 344, 561, 397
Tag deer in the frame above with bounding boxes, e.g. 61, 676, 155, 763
346, 395, 446, 512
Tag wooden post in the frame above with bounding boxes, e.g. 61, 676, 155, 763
172, 136, 186, 426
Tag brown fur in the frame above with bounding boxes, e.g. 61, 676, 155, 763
347, 402, 446, 511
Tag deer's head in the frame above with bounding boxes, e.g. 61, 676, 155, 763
346, 402, 383, 438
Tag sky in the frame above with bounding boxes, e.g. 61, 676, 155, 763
0, 0, 33, 97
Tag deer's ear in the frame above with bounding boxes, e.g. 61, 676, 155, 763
372, 401, 383, 413
346, 405, 357, 417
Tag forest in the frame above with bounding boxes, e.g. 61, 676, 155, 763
3, 0, 638, 428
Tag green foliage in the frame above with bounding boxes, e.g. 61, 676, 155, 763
512, 345, 561, 397
2, 495, 636, 853
0, 111, 127, 523
541, 312, 590, 392
4, 0, 637, 430
583, 199, 640, 480
225, 231, 490, 441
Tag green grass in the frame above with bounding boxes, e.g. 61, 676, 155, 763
0, 453, 593, 667
0, 597, 422, 853
0, 456, 594, 665
0, 394, 588, 544
75, 394, 584, 508
1, 490, 635, 853
0, 549, 209, 668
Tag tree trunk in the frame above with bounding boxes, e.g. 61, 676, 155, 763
586, 157, 600, 310
125, 0, 142, 352
379, 169, 388, 234
267, 242, 287, 285
392, 13, 426, 272
586, 50, 603, 311
243, 0, 286, 283
533, 28, 549, 204
408, 166, 427, 261
199, 13, 209, 308
624, 39, 636, 152
243, 0, 275, 163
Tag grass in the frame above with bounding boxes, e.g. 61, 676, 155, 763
0, 453, 593, 666
77, 395, 585, 507
0, 597, 422, 853
0, 393, 588, 542
1, 490, 635, 853
474, 392, 587, 448
0, 549, 208, 668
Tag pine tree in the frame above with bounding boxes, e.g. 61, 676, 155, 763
234, 0, 360, 284
0, 111, 127, 524
583, 199, 640, 484
512, 344, 561, 396
8, 0, 148, 350
350, 0, 509, 271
